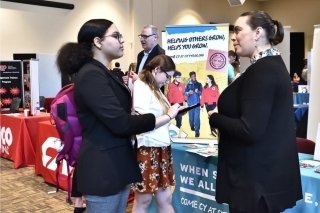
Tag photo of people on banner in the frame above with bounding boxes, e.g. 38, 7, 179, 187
163, 24, 229, 139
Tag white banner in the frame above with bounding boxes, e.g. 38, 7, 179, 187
30, 59, 40, 115
163, 24, 229, 139
314, 123, 320, 161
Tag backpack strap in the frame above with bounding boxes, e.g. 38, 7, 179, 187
55, 159, 73, 204
55, 161, 61, 193
66, 164, 72, 204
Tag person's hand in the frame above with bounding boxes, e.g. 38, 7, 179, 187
177, 105, 189, 116
129, 71, 139, 82
195, 88, 198, 93
167, 103, 181, 118
189, 90, 194, 95
207, 109, 215, 117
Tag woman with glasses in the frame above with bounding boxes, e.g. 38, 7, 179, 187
56, 19, 181, 213
132, 54, 182, 213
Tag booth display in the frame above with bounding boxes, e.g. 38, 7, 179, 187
293, 93, 309, 105
0, 60, 24, 109
31, 120, 320, 213
35, 120, 70, 190
163, 24, 229, 139
22, 60, 31, 108
0, 113, 50, 168
166, 143, 228, 213
284, 154, 320, 213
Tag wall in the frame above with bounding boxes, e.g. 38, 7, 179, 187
259, 0, 320, 55
0, 0, 131, 68
308, 25, 320, 142
1, 0, 319, 70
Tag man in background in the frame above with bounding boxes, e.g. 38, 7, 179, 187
136, 25, 165, 73
112, 62, 125, 82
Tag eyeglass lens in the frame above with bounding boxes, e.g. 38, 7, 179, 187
104, 32, 123, 42
138, 34, 155, 39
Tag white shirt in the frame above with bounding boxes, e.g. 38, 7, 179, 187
137, 52, 149, 73
133, 79, 171, 147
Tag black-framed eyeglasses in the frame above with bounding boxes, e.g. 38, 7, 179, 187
158, 67, 170, 79
163, 71, 170, 79
138, 34, 156, 39
103, 32, 123, 42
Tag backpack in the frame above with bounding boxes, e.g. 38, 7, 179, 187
50, 83, 82, 204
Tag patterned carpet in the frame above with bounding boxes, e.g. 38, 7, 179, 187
0, 158, 133, 212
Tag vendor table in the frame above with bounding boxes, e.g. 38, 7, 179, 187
1, 112, 50, 168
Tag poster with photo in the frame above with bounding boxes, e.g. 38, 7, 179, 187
0, 61, 24, 109
298, 85, 309, 93
163, 24, 229, 139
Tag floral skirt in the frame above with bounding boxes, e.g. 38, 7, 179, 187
132, 146, 175, 193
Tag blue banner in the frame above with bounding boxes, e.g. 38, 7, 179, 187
148, 144, 229, 212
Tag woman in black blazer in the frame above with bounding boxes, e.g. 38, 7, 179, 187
56, 19, 181, 213
209, 11, 302, 213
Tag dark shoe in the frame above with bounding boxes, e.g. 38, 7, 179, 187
195, 133, 200, 137
191, 127, 195, 131
74, 207, 86, 213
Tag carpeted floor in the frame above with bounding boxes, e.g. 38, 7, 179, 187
0, 158, 133, 212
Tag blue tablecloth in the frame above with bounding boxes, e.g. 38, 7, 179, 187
284, 154, 320, 213
293, 93, 309, 105
294, 104, 308, 122
148, 145, 320, 213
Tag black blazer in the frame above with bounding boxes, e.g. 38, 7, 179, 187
74, 60, 155, 196
135, 44, 165, 73
210, 56, 302, 212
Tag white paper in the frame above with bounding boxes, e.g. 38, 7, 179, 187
186, 147, 218, 157
300, 159, 320, 168
169, 124, 187, 138
171, 137, 217, 145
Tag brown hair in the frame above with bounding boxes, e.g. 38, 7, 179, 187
139, 54, 175, 112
